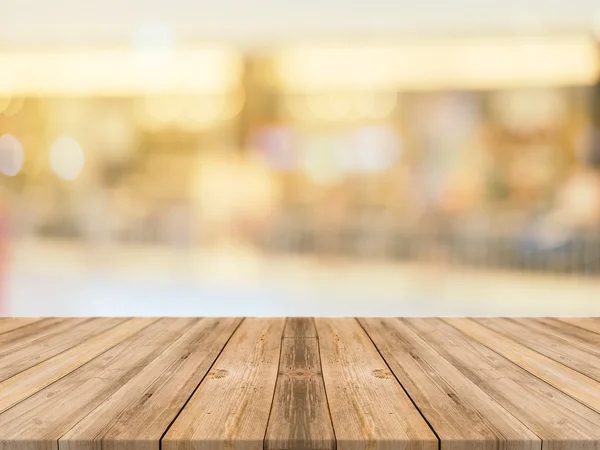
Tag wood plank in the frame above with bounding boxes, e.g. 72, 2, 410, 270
0, 318, 78, 349
521, 318, 600, 355
315, 318, 437, 450
0, 317, 156, 414
0, 318, 43, 335
0, 317, 127, 382
359, 318, 540, 450
59, 318, 242, 450
474, 318, 600, 382
265, 318, 335, 450
162, 318, 285, 450
557, 318, 600, 336
283, 318, 317, 338
404, 318, 600, 450
0, 318, 198, 450
444, 318, 600, 414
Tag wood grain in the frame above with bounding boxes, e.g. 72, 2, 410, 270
0, 317, 127, 382
406, 318, 600, 450
0, 318, 42, 335
521, 318, 600, 354
444, 318, 600, 414
315, 318, 437, 450
0, 318, 78, 350
0, 318, 197, 450
59, 317, 241, 450
265, 318, 335, 450
0, 317, 156, 414
359, 317, 540, 450
283, 318, 317, 338
0, 317, 600, 450
557, 318, 600, 337
474, 317, 600, 382
162, 318, 285, 450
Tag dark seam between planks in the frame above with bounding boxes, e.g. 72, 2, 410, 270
157, 317, 246, 450
444, 318, 600, 418
263, 317, 288, 450
355, 318, 441, 450
473, 318, 600, 390
0, 318, 43, 336
314, 318, 337, 450
0, 317, 127, 383
395, 318, 544, 447
0, 317, 158, 415
554, 318, 600, 337
54, 318, 235, 445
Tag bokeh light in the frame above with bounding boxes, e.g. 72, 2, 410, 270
49, 136, 85, 180
0, 133, 24, 176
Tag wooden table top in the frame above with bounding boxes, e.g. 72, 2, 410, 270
1, 318, 600, 450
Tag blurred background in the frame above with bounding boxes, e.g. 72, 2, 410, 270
2, 1, 600, 316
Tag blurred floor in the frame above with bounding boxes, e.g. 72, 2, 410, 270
5, 238, 600, 317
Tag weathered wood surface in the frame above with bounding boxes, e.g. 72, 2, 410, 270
1, 317, 599, 450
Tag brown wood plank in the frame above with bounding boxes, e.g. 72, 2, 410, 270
557, 318, 600, 336
0, 317, 127, 382
474, 318, 600, 383
405, 318, 600, 450
359, 318, 539, 450
0, 318, 198, 450
0, 318, 81, 350
315, 318, 437, 450
59, 317, 241, 450
0, 318, 43, 335
522, 318, 600, 355
0, 317, 156, 414
283, 317, 317, 338
162, 318, 285, 450
265, 318, 335, 450
444, 318, 600, 414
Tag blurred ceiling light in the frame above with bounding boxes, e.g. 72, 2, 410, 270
49, 136, 85, 181
275, 36, 599, 91
0, 134, 24, 177
132, 21, 175, 68
0, 48, 242, 96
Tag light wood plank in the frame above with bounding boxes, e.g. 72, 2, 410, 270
0, 317, 127, 382
265, 318, 335, 450
405, 318, 600, 450
359, 318, 540, 450
0, 318, 43, 335
283, 318, 317, 338
475, 318, 600, 383
0, 318, 78, 350
444, 318, 600, 414
0, 318, 198, 450
59, 318, 242, 450
315, 318, 437, 450
523, 318, 600, 354
162, 318, 285, 450
0, 317, 156, 414
557, 318, 600, 337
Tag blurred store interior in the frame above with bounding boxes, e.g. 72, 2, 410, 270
2, 1, 600, 316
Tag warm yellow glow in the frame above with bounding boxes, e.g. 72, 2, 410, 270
0, 48, 243, 96
49, 136, 85, 180
274, 36, 599, 91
